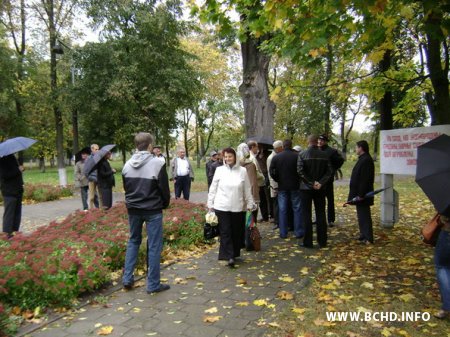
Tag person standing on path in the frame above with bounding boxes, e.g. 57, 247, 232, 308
0, 154, 24, 237
87, 144, 102, 209
318, 134, 344, 227
269, 139, 303, 239
97, 151, 116, 210
348, 140, 375, 244
74, 149, 90, 210
170, 148, 194, 200
267, 140, 283, 230
122, 132, 171, 293
433, 215, 450, 319
297, 135, 333, 248
206, 150, 218, 190
207, 147, 255, 267
237, 143, 260, 251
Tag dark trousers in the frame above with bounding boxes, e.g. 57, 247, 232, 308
300, 189, 327, 247
216, 210, 245, 260
175, 175, 191, 200
259, 186, 270, 220
100, 186, 113, 210
356, 204, 373, 243
2, 194, 22, 236
324, 181, 335, 223
80, 186, 89, 210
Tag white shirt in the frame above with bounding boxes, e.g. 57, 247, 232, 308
176, 157, 190, 176
207, 164, 255, 212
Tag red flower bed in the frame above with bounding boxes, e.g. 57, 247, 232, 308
0, 199, 206, 311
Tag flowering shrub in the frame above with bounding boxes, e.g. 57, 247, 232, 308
0, 199, 206, 312
22, 183, 73, 202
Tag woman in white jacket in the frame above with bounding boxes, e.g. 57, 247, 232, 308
207, 147, 255, 267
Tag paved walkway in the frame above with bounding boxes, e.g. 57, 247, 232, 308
10, 191, 325, 337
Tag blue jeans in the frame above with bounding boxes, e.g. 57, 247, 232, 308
123, 212, 163, 292
435, 229, 450, 311
277, 190, 303, 238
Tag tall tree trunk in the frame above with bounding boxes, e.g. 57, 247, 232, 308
71, 68, 79, 155
324, 44, 333, 134
423, 2, 450, 125
239, 33, 275, 141
46, 0, 67, 185
378, 50, 393, 132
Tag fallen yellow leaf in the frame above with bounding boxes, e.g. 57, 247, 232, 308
292, 307, 306, 314
398, 293, 415, 302
203, 315, 222, 323
361, 282, 374, 289
236, 301, 249, 307
277, 291, 294, 300
279, 276, 294, 283
253, 299, 268, 307
204, 307, 218, 314
97, 325, 114, 335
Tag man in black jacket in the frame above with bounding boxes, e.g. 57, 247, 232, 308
297, 135, 333, 248
269, 139, 303, 239
122, 132, 171, 294
206, 150, 218, 190
0, 154, 24, 237
348, 140, 375, 244
318, 134, 344, 227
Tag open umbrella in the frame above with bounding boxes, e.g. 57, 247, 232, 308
0, 137, 37, 157
246, 136, 274, 146
83, 144, 116, 176
415, 134, 450, 217
343, 187, 391, 206
74, 146, 91, 163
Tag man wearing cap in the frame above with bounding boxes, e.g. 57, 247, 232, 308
152, 145, 166, 164
206, 150, 218, 190
318, 134, 344, 227
267, 140, 283, 230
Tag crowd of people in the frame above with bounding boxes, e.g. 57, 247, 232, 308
0, 132, 448, 319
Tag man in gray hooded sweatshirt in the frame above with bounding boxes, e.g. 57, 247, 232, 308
122, 132, 170, 294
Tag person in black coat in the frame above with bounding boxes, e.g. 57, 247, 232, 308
269, 139, 303, 239
0, 154, 24, 237
348, 140, 375, 244
297, 135, 333, 248
97, 152, 116, 209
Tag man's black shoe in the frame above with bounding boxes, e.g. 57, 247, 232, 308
147, 284, 170, 294
228, 258, 235, 267
300, 242, 313, 248
123, 282, 134, 290
328, 222, 335, 227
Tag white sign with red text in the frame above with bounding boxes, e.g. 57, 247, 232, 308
380, 125, 450, 175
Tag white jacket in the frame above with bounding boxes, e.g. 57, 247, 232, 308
207, 163, 255, 212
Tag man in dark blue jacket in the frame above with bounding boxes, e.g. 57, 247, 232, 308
122, 132, 171, 294
0, 154, 24, 237
348, 140, 375, 244
269, 139, 303, 239
297, 135, 333, 248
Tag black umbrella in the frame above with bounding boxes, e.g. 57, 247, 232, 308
343, 187, 391, 206
415, 134, 450, 216
83, 144, 116, 176
246, 135, 274, 146
0, 137, 37, 157
75, 147, 91, 163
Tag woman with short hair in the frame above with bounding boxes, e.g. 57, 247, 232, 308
207, 147, 255, 267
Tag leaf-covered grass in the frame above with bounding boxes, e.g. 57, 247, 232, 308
265, 181, 450, 337
0, 199, 207, 334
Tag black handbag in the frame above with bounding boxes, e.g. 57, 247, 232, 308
204, 223, 219, 241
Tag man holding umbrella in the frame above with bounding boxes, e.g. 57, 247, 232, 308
348, 140, 375, 244
0, 136, 36, 237
0, 154, 25, 237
